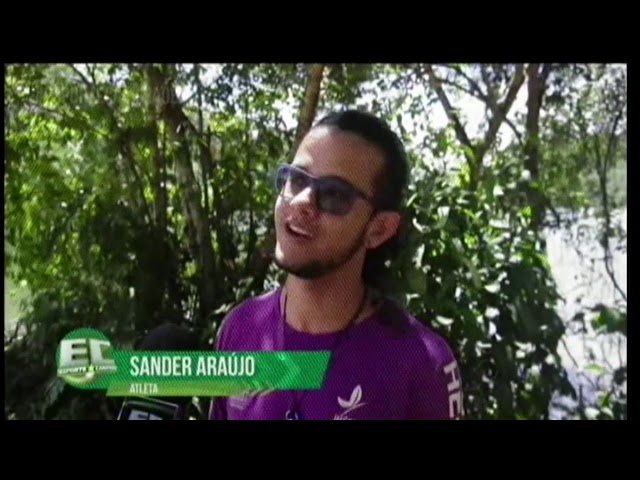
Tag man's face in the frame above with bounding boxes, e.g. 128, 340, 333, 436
273, 126, 386, 280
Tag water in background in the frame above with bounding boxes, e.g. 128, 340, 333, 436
545, 208, 627, 418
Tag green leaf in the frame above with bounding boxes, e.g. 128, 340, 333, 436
407, 267, 426, 296
591, 307, 626, 334
584, 408, 600, 420
598, 391, 611, 408
599, 407, 613, 419
515, 300, 540, 342
462, 258, 482, 290
406, 192, 418, 208
436, 316, 454, 326
585, 363, 605, 375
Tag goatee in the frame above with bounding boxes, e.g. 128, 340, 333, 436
275, 228, 367, 280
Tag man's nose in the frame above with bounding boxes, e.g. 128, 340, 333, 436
289, 186, 317, 212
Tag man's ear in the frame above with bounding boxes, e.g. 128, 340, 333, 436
366, 211, 401, 250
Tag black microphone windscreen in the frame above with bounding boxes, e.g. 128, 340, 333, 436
117, 322, 200, 419
137, 322, 200, 351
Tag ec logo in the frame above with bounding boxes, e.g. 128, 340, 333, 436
56, 328, 117, 386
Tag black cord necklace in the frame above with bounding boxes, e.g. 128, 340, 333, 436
281, 287, 369, 420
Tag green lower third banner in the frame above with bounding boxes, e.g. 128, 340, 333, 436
57, 352, 331, 397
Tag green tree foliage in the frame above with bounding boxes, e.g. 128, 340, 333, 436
4, 63, 626, 420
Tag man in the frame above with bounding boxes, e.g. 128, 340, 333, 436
209, 110, 463, 420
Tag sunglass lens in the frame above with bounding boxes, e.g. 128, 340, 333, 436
274, 165, 358, 216
317, 180, 356, 216
275, 166, 287, 190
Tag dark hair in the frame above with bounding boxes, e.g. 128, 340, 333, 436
314, 109, 410, 330
315, 110, 408, 212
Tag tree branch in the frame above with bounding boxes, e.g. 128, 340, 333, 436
480, 64, 499, 109
576, 96, 627, 303
424, 64, 475, 155
541, 195, 564, 229
540, 63, 553, 87
561, 337, 580, 370
118, 137, 154, 225
144, 70, 168, 233
618, 335, 624, 371
68, 64, 93, 90
194, 64, 211, 230
289, 63, 325, 160
476, 64, 525, 160
244, 93, 256, 277
597, 106, 627, 303
425, 64, 525, 191
441, 67, 524, 147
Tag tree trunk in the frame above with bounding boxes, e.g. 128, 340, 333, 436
524, 64, 551, 231
146, 65, 217, 322
251, 64, 325, 291
145, 76, 167, 233
289, 63, 325, 161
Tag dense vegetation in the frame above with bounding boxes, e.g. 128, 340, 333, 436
4, 63, 626, 420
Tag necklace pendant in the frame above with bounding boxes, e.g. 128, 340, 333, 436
285, 410, 301, 420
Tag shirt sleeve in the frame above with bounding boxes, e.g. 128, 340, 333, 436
407, 329, 464, 420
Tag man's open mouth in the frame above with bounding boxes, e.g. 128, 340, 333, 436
286, 222, 313, 239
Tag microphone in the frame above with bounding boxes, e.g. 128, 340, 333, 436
116, 322, 200, 420
118, 397, 186, 420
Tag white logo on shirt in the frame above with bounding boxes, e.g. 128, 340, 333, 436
443, 360, 464, 419
228, 393, 251, 411
228, 388, 276, 411
334, 385, 366, 420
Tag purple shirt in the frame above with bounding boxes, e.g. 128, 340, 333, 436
209, 288, 463, 420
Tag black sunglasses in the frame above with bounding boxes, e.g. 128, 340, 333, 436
274, 164, 376, 216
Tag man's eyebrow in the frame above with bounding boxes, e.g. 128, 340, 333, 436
315, 172, 353, 184
292, 163, 362, 188
293, 164, 348, 182
323, 174, 353, 184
